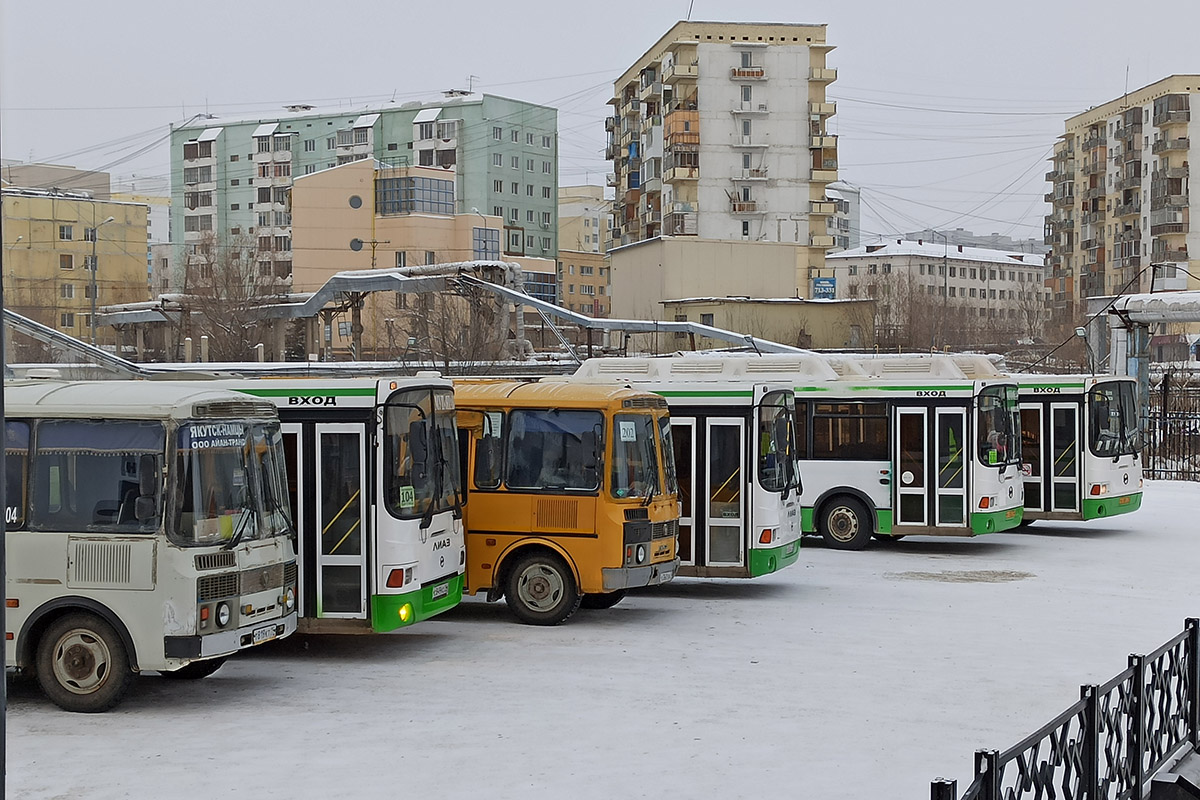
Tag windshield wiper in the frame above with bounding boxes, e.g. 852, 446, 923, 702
222, 508, 255, 550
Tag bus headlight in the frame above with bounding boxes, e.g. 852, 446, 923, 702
216, 602, 232, 628
1090, 483, 1109, 496
281, 587, 296, 612
636, 544, 646, 564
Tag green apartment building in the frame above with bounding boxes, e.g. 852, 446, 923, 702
168, 93, 558, 296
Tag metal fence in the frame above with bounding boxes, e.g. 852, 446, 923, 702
1143, 373, 1200, 481
931, 618, 1199, 800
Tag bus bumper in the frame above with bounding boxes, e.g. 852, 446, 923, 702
1082, 491, 1142, 520
164, 611, 298, 660
370, 572, 464, 632
602, 558, 679, 591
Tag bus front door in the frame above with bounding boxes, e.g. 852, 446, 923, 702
895, 406, 968, 530
704, 419, 746, 570
895, 407, 928, 527
1050, 404, 1080, 513
314, 424, 369, 620
1020, 404, 1045, 512
671, 418, 696, 569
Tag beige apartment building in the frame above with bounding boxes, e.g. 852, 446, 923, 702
664, 296, 874, 349
290, 158, 556, 358
2, 187, 149, 348
1045, 75, 1200, 332
607, 20, 838, 297
557, 185, 611, 315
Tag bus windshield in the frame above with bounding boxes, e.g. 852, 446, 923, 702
977, 385, 1020, 467
173, 420, 293, 547
1089, 382, 1140, 456
758, 390, 798, 493
383, 388, 461, 519
611, 413, 660, 500
657, 414, 679, 496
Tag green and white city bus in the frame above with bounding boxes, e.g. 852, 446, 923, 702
566, 355, 803, 578
1015, 374, 1143, 522
5, 379, 298, 711
216, 374, 465, 633
713, 354, 1025, 550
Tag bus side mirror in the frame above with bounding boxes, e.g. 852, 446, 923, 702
134, 496, 156, 522
138, 454, 159, 497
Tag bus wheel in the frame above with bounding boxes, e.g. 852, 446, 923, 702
35, 613, 133, 713
819, 497, 872, 551
580, 590, 627, 610
505, 552, 581, 625
160, 657, 227, 680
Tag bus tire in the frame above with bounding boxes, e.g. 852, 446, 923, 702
819, 497, 873, 551
35, 612, 133, 713
159, 657, 227, 680
504, 552, 581, 626
580, 590, 627, 610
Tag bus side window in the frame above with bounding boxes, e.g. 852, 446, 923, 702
5, 421, 30, 529
474, 410, 504, 489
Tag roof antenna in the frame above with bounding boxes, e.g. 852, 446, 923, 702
686, 0, 694, 20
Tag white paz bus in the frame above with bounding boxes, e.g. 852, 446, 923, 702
5, 379, 299, 712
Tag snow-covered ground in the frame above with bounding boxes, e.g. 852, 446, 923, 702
8, 481, 1198, 799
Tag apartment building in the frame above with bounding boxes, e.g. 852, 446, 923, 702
826, 180, 860, 251
557, 185, 611, 315
607, 21, 836, 254
169, 93, 558, 289
1045, 75, 1200, 328
2, 187, 149, 346
290, 158, 556, 358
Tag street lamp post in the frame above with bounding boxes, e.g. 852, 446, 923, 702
90, 216, 115, 346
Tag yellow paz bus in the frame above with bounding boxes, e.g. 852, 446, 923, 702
453, 380, 680, 625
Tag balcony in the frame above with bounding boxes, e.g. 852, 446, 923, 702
1156, 166, 1190, 180
1082, 161, 1105, 176
1081, 238, 1100, 251
1151, 194, 1189, 211
664, 165, 700, 182
1114, 201, 1141, 217
730, 66, 766, 80
662, 61, 698, 83
1151, 222, 1189, 237
1152, 138, 1190, 154
732, 168, 768, 180
810, 234, 835, 248
810, 135, 837, 149
1114, 228, 1142, 244
1158, 248, 1189, 261
1053, 193, 1075, 208
1115, 125, 1143, 142
606, 174, 618, 187
605, 143, 621, 161
1084, 209, 1106, 224
730, 200, 765, 214
1153, 110, 1191, 127
1083, 186, 1107, 201
605, 116, 617, 132
1082, 133, 1106, 151
810, 168, 838, 182
732, 101, 769, 115
809, 101, 836, 116
732, 134, 769, 148
1116, 175, 1142, 191
810, 200, 836, 215
1045, 170, 1061, 182
639, 81, 662, 102
808, 68, 837, 82
1115, 254, 1142, 270
663, 210, 697, 236
641, 114, 662, 131
641, 175, 661, 194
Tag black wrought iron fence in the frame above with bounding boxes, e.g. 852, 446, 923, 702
1142, 376, 1200, 481
931, 618, 1199, 800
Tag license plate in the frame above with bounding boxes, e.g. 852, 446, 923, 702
660, 569, 673, 582
432, 582, 449, 600
251, 625, 278, 645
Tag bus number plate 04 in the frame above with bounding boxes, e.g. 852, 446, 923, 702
432, 582, 449, 600
252, 625, 278, 645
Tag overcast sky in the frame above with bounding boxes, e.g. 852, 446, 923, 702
3, 0, 1199, 243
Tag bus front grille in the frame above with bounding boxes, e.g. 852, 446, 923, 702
197, 572, 239, 601
195, 552, 236, 572
239, 564, 285, 594
651, 520, 678, 540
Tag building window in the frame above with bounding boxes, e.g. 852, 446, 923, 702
511, 182, 519, 194
493, 205, 503, 217
60, 283, 75, 299
473, 226, 500, 260
304, 139, 316, 152
59, 225, 73, 241
542, 161, 551, 174
426, 251, 436, 265
541, 237, 550, 250
354, 128, 369, 145
511, 129, 519, 143
742, 85, 752, 103
327, 137, 336, 149
494, 180, 504, 193
60, 313, 75, 328
510, 208, 519, 221
701, 313, 714, 326
493, 153, 503, 167
256, 136, 271, 153
273, 163, 291, 178
742, 220, 750, 238
274, 135, 291, 151
511, 156, 519, 170
542, 186, 552, 199
510, 232, 520, 248
376, 175, 455, 216
527, 133, 535, 145
418, 122, 434, 140
526, 159, 534, 172
542, 135, 552, 149
526, 185, 534, 197
418, 149, 434, 166
492, 126, 503, 141
541, 211, 551, 225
